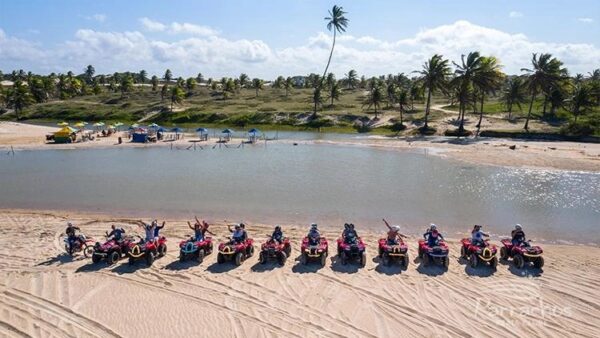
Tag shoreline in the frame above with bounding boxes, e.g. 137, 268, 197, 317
1, 121, 600, 172
1, 209, 599, 337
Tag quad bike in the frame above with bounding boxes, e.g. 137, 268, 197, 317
378, 238, 409, 267
259, 238, 291, 266
460, 238, 498, 269
500, 239, 544, 269
418, 239, 450, 267
91, 236, 134, 265
300, 236, 328, 267
127, 236, 167, 266
179, 236, 213, 263
217, 238, 254, 266
336, 236, 367, 267
64, 234, 95, 257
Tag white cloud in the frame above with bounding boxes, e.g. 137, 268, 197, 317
139, 17, 166, 32
509, 11, 523, 18
85, 14, 106, 22
578, 18, 594, 23
1, 20, 599, 78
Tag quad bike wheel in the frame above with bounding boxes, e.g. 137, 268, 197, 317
92, 253, 101, 264
146, 252, 155, 266
360, 252, 367, 268
500, 247, 508, 260
422, 254, 430, 267
128, 256, 135, 265
83, 245, 94, 258
534, 257, 544, 269
300, 253, 307, 265
401, 255, 409, 268
340, 252, 347, 265
197, 249, 205, 264
382, 253, 390, 267
259, 252, 267, 264
443, 256, 450, 268
470, 254, 478, 268
235, 252, 243, 266
108, 251, 120, 265
461, 246, 467, 259
277, 251, 287, 266
179, 252, 186, 263
320, 253, 327, 267
490, 256, 498, 269
217, 253, 225, 264
158, 244, 167, 257
247, 246, 254, 257
513, 254, 525, 269
284, 245, 291, 258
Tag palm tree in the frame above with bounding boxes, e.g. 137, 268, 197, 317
328, 82, 342, 107
396, 90, 409, 125
284, 77, 294, 97
325, 73, 336, 89
408, 82, 422, 112
239, 73, 250, 88
161, 84, 168, 102
320, 5, 349, 88
415, 54, 451, 129
6, 79, 33, 120
120, 75, 134, 98
363, 84, 386, 118
386, 83, 398, 108
473, 56, 504, 131
252, 78, 263, 97
164, 69, 173, 82
185, 78, 197, 94
312, 87, 324, 115
452, 52, 483, 131
587, 69, 600, 104
139, 70, 148, 84
151, 75, 159, 91
521, 53, 567, 130
501, 77, 527, 120
345, 69, 358, 89
170, 86, 185, 112
84, 65, 95, 84
566, 84, 594, 123
196, 73, 204, 83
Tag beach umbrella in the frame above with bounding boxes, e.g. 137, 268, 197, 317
196, 127, 208, 134
149, 123, 160, 128
93, 122, 105, 127
130, 123, 140, 128
57, 122, 69, 126
221, 128, 234, 134
248, 128, 260, 134
171, 127, 184, 134
156, 127, 166, 132
74, 122, 86, 128
113, 122, 124, 127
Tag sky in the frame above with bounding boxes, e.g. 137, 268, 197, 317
0, 0, 598, 79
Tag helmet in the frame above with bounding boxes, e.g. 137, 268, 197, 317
393, 225, 401, 232
515, 224, 522, 231
310, 223, 318, 229
275, 225, 281, 231
234, 224, 241, 229
67, 222, 73, 226
349, 223, 355, 229
429, 223, 437, 231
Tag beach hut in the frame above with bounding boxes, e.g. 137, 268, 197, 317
53, 126, 78, 143
248, 128, 260, 143
221, 128, 234, 142
196, 127, 208, 141
131, 128, 149, 143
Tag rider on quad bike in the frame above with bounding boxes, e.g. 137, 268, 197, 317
228, 223, 247, 244
136, 219, 164, 242
106, 224, 126, 242
383, 219, 407, 245
65, 222, 81, 253
424, 224, 444, 247
271, 225, 284, 244
511, 224, 527, 246
342, 223, 359, 244
307, 223, 320, 244
188, 216, 214, 242
471, 225, 489, 246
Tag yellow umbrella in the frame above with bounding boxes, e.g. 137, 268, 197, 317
57, 122, 69, 126
74, 122, 86, 128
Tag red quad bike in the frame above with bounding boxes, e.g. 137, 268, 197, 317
179, 236, 213, 263
127, 236, 168, 266
217, 238, 254, 266
460, 238, 498, 269
300, 236, 328, 267
64, 234, 95, 257
259, 238, 291, 266
91, 236, 134, 265
418, 239, 450, 267
336, 237, 367, 267
378, 238, 409, 267
500, 239, 544, 269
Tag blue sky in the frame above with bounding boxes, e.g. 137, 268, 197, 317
0, 0, 598, 78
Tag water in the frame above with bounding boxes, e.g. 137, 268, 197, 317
1, 143, 598, 244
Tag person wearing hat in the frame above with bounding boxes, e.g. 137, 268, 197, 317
382, 219, 407, 245
271, 225, 284, 244
65, 222, 81, 253
511, 224, 527, 246
424, 224, 444, 247
471, 225, 489, 246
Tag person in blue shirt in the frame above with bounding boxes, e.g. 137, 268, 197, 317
228, 224, 246, 244
342, 223, 358, 244
423, 224, 444, 247
307, 223, 320, 245
106, 225, 125, 242
471, 225, 489, 246
154, 221, 165, 238
271, 225, 283, 244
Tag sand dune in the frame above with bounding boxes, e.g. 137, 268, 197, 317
0, 210, 598, 337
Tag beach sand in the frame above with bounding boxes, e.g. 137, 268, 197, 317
0, 209, 598, 337
1, 121, 599, 172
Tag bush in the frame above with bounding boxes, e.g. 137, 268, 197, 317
354, 123, 372, 133
390, 122, 406, 133
560, 122, 594, 136
416, 126, 437, 135
444, 128, 473, 137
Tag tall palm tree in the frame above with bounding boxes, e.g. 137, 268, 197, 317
320, 5, 348, 88
501, 77, 527, 120
7, 79, 33, 120
566, 84, 594, 123
120, 75, 134, 98
185, 77, 197, 94
161, 84, 168, 102
415, 54, 451, 129
386, 83, 398, 108
396, 90, 409, 125
139, 70, 148, 84
239, 73, 249, 88
84, 65, 95, 84
328, 82, 342, 107
170, 86, 185, 112
452, 52, 483, 131
284, 77, 294, 97
587, 69, 600, 104
473, 56, 504, 131
252, 78, 263, 97
345, 69, 358, 89
521, 53, 567, 130
151, 75, 159, 92
312, 87, 324, 115
164, 69, 173, 82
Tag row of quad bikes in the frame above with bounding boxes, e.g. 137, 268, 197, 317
69, 234, 544, 270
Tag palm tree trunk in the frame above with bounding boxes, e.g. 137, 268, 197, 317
476, 93, 485, 130
424, 89, 432, 128
524, 92, 536, 130
459, 102, 465, 132
400, 106, 404, 125
320, 30, 337, 89
542, 96, 548, 117
508, 102, 513, 120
